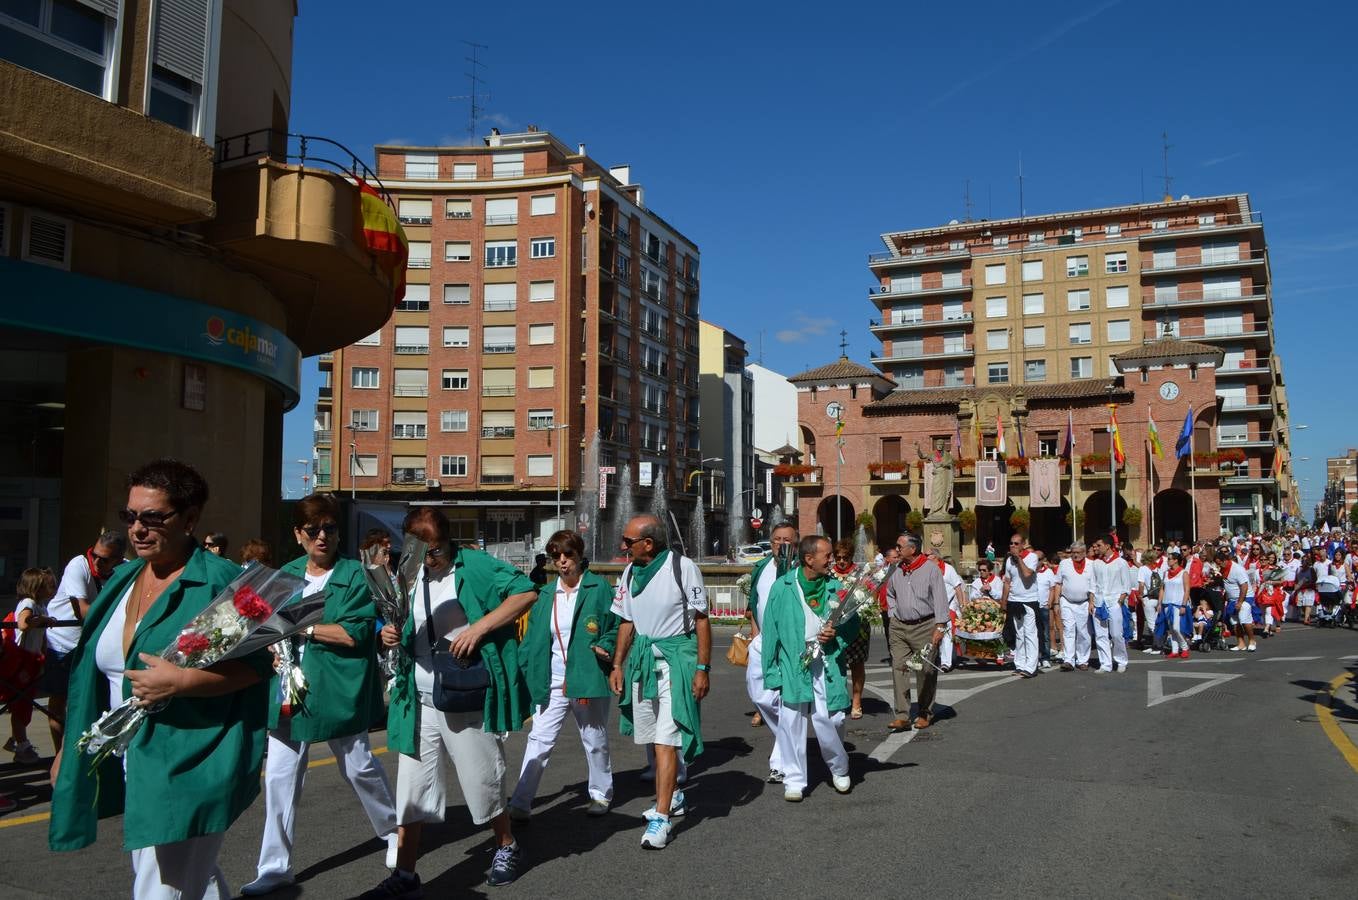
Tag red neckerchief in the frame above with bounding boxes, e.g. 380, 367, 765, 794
935, 559, 947, 573
1072, 559, 1087, 575
1221, 560, 1233, 577
1103, 553, 1117, 563
832, 562, 855, 577
1167, 565, 1183, 579
903, 553, 929, 575
981, 573, 996, 585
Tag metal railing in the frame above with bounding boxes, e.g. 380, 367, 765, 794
391, 469, 426, 484
394, 344, 429, 354
485, 214, 518, 225
872, 280, 971, 297
1143, 324, 1270, 342
393, 426, 427, 439
1142, 286, 1270, 307
870, 313, 973, 329
393, 385, 429, 397
482, 386, 516, 397
408, 258, 432, 269
481, 426, 516, 438
485, 257, 518, 268
483, 343, 516, 354
314, 429, 333, 444
395, 300, 430, 312
483, 300, 517, 312
1144, 246, 1267, 272
481, 474, 515, 484
398, 215, 432, 225
215, 129, 395, 209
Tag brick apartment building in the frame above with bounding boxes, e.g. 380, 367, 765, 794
788, 194, 1297, 557
315, 129, 701, 551
1324, 449, 1358, 525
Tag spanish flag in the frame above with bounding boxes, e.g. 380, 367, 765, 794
995, 413, 1006, 457
1271, 448, 1283, 478
1109, 405, 1125, 467
356, 177, 408, 304
1147, 407, 1164, 459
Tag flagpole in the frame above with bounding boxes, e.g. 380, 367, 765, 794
1148, 427, 1155, 543
1108, 404, 1117, 541
1189, 412, 1198, 541
1069, 408, 1077, 546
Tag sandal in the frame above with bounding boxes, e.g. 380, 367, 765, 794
750, 712, 763, 727
850, 707, 863, 720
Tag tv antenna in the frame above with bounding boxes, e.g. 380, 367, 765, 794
1160, 131, 1174, 201
449, 41, 490, 143
963, 179, 974, 222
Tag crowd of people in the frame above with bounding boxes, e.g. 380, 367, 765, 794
4, 458, 1356, 898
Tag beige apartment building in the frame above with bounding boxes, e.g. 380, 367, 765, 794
1325, 450, 1358, 524
0, 1, 398, 583
316, 130, 701, 551
858, 193, 1297, 534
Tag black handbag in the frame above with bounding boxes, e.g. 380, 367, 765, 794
423, 575, 489, 714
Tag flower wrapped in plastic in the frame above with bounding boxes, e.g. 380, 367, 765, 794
802, 561, 896, 668
956, 598, 1007, 659
77, 564, 313, 767
361, 534, 428, 679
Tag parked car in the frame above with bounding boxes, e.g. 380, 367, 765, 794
735, 544, 769, 563
755, 540, 772, 554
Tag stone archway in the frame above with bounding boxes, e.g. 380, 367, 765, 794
1029, 498, 1073, 558
872, 495, 909, 550
1152, 489, 1195, 543
1083, 490, 1128, 546
817, 495, 855, 543
975, 500, 1016, 558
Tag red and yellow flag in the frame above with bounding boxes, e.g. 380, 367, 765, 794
356, 178, 408, 304
1109, 405, 1125, 467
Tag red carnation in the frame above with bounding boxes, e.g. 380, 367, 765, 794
177, 632, 211, 656
233, 586, 274, 621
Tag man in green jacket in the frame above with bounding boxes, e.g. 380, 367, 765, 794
608, 514, 710, 851
761, 535, 854, 802
508, 529, 619, 820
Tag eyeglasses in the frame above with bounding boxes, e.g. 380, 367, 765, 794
1009, 540, 1023, 545
426, 545, 448, 559
300, 522, 340, 539
551, 550, 578, 560
620, 535, 649, 548
117, 508, 179, 529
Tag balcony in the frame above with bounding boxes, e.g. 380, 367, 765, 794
872, 344, 973, 364
868, 246, 971, 269
485, 214, 518, 225
1142, 287, 1270, 310
870, 313, 973, 334
318, 385, 333, 400
318, 352, 334, 362
482, 386, 516, 397
870, 282, 972, 301
481, 474, 515, 484
209, 130, 401, 354
483, 300, 517, 313
394, 344, 429, 354
1135, 210, 1264, 242
314, 429, 333, 445
1144, 325, 1271, 343
481, 426, 516, 439
1216, 360, 1273, 379
314, 473, 332, 487
393, 427, 427, 439
783, 466, 825, 487
1141, 247, 1267, 276
393, 385, 429, 397
483, 343, 516, 354
1219, 402, 1274, 414
391, 468, 426, 485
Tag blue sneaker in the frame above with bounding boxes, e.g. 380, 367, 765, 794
486, 841, 521, 887
640, 815, 671, 849
643, 789, 685, 819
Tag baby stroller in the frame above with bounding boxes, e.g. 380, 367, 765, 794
1314, 593, 1343, 627
1191, 583, 1229, 652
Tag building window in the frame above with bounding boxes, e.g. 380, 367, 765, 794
480, 456, 515, 483
1151, 218, 1168, 232
444, 241, 471, 262
492, 152, 524, 178
391, 456, 426, 484
393, 411, 427, 439
1023, 325, 1045, 348
1198, 213, 1217, 228
527, 409, 555, 430
1105, 285, 1130, 308
985, 296, 1007, 318
1070, 356, 1093, 378
942, 299, 965, 320
396, 284, 430, 311
987, 362, 1009, 384
941, 267, 964, 288
443, 326, 469, 348
1038, 432, 1059, 455
0, 1, 121, 98
444, 283, 470, 305
1153, 246, 1177, 270
351, 367, 379, 389
351, 409, 378, 431
439, 455, 468, 477
408, 242, 432, 268
1106, 224, 1122, 238
355, 330, 381, 346
942, 331, 967, 354
1025, 359, 1046, 382
481, 369, 514, 396
446, 199, 471, 219
1105, 251, 1128, 273
986, 328, 1009, 351
1069, 322, 1092, 345
1067, 289, 1091, 311
481, 410, 514, 439
528, 323, 555, 345
442, 369, 469, 390
895, 366, 924, 389
398, 199, 432, 225
1022, 259, 1043, 282
405, 154, 438, 179
484, 198, 517, 225
1107, 319, 1131, 343
1203, 275, 1242, 300
452, 162, 477, 181
949, 239, 966, 251
527, 366, 554, 389
527, 455, 553, 477
531, 194, 556, 216
943, 365, 966, 387
1067, 227, 1084, 243
483, 282, 516, 312
529, 280, 556, 302
1201, 239, 1240, 265
1028, 231, 1045, 246
440, 410, 468, 432
482, 325, 516, 354
1065, 255, 1089, 277
893, 302, 924, 325
394, 325, 429, 354
1022, 293, 1044, 315
354, 454, 378, 478
984, 263, 1006, 286
485, 240, 517, 267
530, 237, 556, 259
992, 235, 1009, 249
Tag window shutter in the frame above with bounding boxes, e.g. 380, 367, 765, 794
153, 0, 211, 84
76, 0, 121, 18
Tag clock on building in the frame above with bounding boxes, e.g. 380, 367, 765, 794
825, 400, 844, 420
1159, 381, 1180, 402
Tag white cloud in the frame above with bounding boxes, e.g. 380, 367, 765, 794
1200, 152, 1243, 168
776, 313, 837, 344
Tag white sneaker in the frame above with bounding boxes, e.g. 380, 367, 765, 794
1142, 646, 1159, 654
783, 788, 803, 802
642, 789, 685, 819
385, 832, 399, 869
640, 815, 671, 849
586, 799, 610, 817
1247, 644, 1257, 652
1039, 660, 1053, 670
832, 774, 852, 794
241, 872, 295, 896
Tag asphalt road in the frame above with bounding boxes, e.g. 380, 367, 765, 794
4, 624, 1358, 899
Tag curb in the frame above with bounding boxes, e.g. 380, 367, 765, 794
1315, 671, 1358, 775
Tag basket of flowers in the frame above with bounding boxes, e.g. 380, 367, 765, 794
955, 598, 1007, 662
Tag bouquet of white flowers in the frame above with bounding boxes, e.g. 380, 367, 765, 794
362, 534, 429, 678
801, 561, 895, 668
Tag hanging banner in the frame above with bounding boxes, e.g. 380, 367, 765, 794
639, 461, 654, 488
1028, 458, 1062, 508
765, 468, 773, 504
975, 460, 1007, 507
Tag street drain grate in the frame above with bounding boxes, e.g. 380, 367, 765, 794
1196, 691, 1235, 701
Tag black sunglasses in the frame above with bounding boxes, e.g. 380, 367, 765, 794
620, 535, 650, 548
300, 522, 340, 539
426, 545, 449, 558
118, 508, 179, 529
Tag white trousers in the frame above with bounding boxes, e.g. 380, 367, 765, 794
745, 637, 787, 773
775, 660, 848, 793
131, 833, 227, 900
256, 725, 397, 877
510, 690, 613, 810
396, 703, 507, 826
1164, 605, 1188, 654
1141, 596, 1160, 642
1009, 604, 1038, 674
938, 620, 955, 668
1060, 599, 1092, 665
1093, 600, 1128, 670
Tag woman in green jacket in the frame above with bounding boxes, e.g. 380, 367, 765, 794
242, 494, 397, 895
507, 529, 619, 820
49, 459, 272, 899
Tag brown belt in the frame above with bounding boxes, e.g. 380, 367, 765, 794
897, 614, 935, 625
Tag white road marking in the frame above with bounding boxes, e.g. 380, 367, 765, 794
1146, 670, 1243, 708
863, 676, 1014, 763
1259, 656, 1322, 662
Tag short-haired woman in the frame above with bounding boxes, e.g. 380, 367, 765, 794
50, 459, 273, 899
507, 529, 619, 820
239, 539, 273, 567
243, 494, 397, 895
362, 506, 538, 897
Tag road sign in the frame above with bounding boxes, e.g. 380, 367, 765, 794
751, 507, 764, 520
750, 517, 763, 530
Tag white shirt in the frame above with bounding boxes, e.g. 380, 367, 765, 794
970, 575, 1003, 602
14, 598, 45, 654
1003, 552, 1041, 603
1092, 555, 1135, 602
549, 580, 580, 688
1283, 559, 1301, 582
941, 562, 964, 612
1316, 560, 1342, 591
1162, 569, 1188, 606
411, 563, 469, 696
1035, 566, 1058, 605
49, 554, 95, 653
94, 585, 135, 702
1220, 560, 1251, 602
1058, 558, 1095, 603
611, 551, 707, 640
750, 559, 780, 653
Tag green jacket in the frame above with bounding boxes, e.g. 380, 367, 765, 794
761, 570, 854, 712
618, 632, 703, 763
267, 556, 384, 742
50, 548, 272, 852
386, 547, 536, 754
519, 570, 620, 707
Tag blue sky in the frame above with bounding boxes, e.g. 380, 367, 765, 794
279, 0, 1357, 516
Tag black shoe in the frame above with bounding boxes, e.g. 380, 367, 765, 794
487, 841, 522, 887
358, 872, 422, 900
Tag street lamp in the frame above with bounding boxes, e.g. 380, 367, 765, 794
689, 457, 723, 552
548, 422, 570, 530
345, 423, 360, 502
296, 458, 310, 498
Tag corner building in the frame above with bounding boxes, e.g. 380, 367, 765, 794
0, 2, 397, 583
789, 194, 1297, 557
317, 130, 701, 551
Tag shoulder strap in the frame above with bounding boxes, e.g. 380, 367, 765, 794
421, 575, 439, 654
672, 551, 693, 636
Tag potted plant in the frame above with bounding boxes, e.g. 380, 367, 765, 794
958, 508, 977, 533
1217, 448, 1246, 468
855, 511, 874, 530
1009, 506, 1031, 530
905, 510, 924, 533
1192, 451, 1217, 469
1080, 452, 1110, 473
774, 463, 813, 478
1122, 506, 1143, 527
1005, 456, 1028, 473
869, 460, 909, 480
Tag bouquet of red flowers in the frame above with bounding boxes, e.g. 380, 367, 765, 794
77, 564, 313, 766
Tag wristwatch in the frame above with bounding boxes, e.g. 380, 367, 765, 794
696, 663, 711, 672
305, 625, 316, 640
